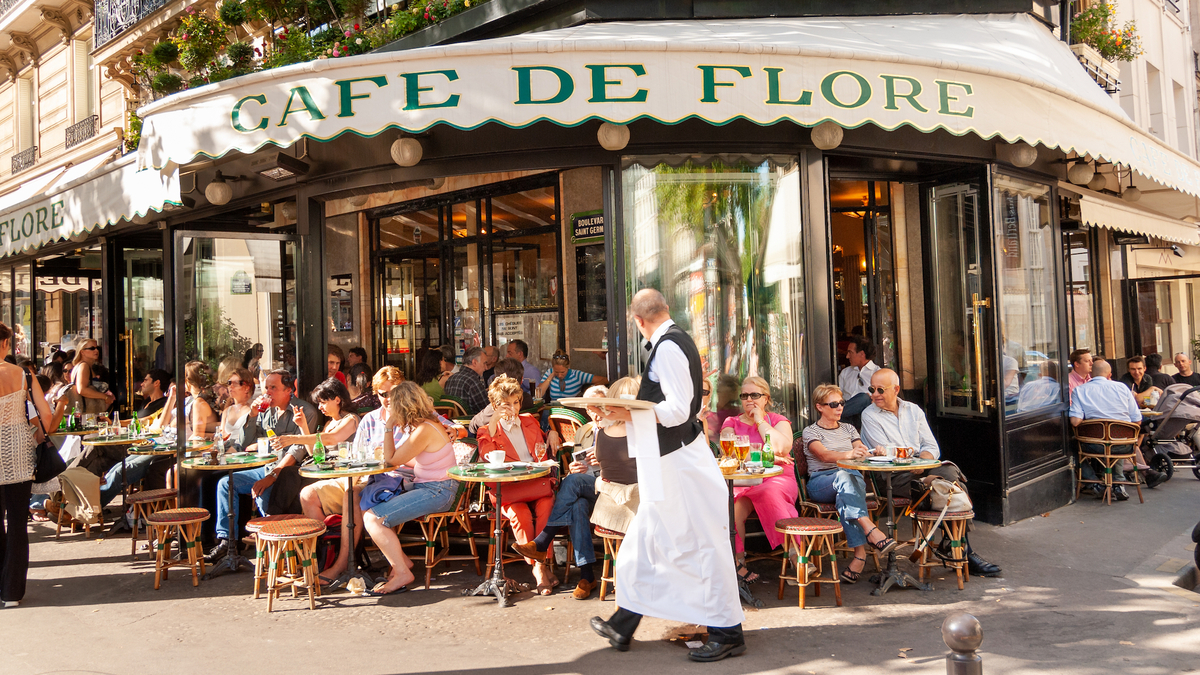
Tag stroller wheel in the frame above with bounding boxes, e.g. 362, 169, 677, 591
1149, 454, 1174, 481
1193, 465, 1200, 480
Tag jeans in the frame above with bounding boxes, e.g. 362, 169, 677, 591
544, 473, 598, 566
215, 466, 272, 540
807, 469, 870, 547
1079, 442, 1128, 483
99, 455, 158, 507
29, 494, 49, 511
369, 479, 457, 528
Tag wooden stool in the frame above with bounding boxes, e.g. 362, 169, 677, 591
775, 517, 843, 609
258, 518, 327, 611
127, 488, 178, 558
915, 510, 974, 590
144, 508, 210, 590
595, 526, 624, 601
247, 514, 310, 600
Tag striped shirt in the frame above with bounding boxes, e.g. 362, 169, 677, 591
543, 368, 596, 400
801, 422, 860, 475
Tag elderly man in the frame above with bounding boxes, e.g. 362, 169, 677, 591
444, 346, 489, 415
1070, 359, 1167, 497
837, 335, 880, 417
860, 368, 1001, 577
1174, 352, 1200, 387
481, 345, 500, 382
206, 369, 318, 563
505, 339, 541, 391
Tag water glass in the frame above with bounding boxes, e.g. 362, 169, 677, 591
337, 442, 349, 460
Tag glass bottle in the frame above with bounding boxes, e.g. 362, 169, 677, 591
313, 432, 326, 464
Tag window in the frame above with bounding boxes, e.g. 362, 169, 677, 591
623, 155, 809, 425
994, 175, 1062, 416
1063, 230, 1101, 353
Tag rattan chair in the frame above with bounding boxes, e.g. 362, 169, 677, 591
1074, 419, 1144, 505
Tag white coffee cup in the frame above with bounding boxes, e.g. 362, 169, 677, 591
486, 450, 506, 466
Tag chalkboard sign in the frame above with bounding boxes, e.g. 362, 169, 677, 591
576, 243, 607, 322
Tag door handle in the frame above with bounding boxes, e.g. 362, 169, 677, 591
971, 293, 990, 413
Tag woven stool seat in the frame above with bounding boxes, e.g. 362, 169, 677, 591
594, 526, 624, 538
146, 507, 210, 525
257, 518, 326, 540
891, 497, 912, 507
127, 488, 178, 505
915, 510, 975, 520
776, 517, 844, 534
246, 514, 308, 533
813, 500, 878, 514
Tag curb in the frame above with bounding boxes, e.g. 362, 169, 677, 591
1125, 525, 1200, 601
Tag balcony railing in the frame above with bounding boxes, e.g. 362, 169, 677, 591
65, 115, 99, 150
95, 0, 170, 49
0, 0, 21, 22
12, 146, 37, 175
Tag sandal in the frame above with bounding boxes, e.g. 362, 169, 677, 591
736, 564, 760, 584
840, 555, 867, 584
865, 526, 899, 556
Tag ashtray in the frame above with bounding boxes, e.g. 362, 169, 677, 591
316, 461, 335, 471
746, 466, 765, 475
893, 458, 914, 465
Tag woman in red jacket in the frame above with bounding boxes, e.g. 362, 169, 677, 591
476, 375, 558, 594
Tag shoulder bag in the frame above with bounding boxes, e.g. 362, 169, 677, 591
28, 374, 66, 484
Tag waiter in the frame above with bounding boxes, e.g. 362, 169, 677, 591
590, 289, 745, 663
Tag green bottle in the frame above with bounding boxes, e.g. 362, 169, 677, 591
762, 433, 774, 469
131, 412, 140, 436
313, 432, 326, 464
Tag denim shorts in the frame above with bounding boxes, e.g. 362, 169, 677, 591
369, 479, 458, 528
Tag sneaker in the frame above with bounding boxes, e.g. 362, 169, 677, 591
1113, 486, 1130, 501
1087, 485, 1105, 499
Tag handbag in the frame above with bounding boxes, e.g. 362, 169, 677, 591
28, 374, 66, 484
909, 476, 972, 560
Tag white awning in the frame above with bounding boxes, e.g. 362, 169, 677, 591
1060, 182, 1200, 244
0, 154, 180, 259
137, 13, 1200, 197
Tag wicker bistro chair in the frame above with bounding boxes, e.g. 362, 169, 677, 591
595, 525, 624, 601
775, 517, 843, 609
548, 407, 587, 445
144, 507, 210, 590
126, 488, 178, 558
258, 518, 327, 612
398, 443, 482, 589
792, 442, 882, 573
437, 396, 470, 418
1074, 419, 1145, 505
915, 508, 974, 590
246, 514, 310, 600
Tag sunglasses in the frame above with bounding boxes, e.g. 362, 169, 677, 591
227, 379, 245, 387
867, 386, 893, 394
551, 356, 570, 364
83, 346, 99, 351
702, 389, 712, 396
821, 400, 846, 409
739, 392, 765, 401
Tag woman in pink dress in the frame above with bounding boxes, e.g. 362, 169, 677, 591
720, 376, 797, 582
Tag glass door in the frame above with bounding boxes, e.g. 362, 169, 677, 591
118, 246, 165, 414
379, 251, 441, 374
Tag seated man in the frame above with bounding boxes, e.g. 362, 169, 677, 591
860, 368, 1001, 577
1173, 352, 1200, 387
1119, 355, 1160, 408
205, 369, 318, 563
836, 335, 879, 417
1143, 353, 1175, 391
443, 346, 489, 415
1069, 359, 1167, 497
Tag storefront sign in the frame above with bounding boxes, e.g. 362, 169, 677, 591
231, 270, 253, 295
136, 15, 1200, 198
1002, 193, 1022, 269
571, 210, 604, 244
575, 243, 606, 322
496, 316, 524, 344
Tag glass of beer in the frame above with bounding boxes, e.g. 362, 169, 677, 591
720, 428, 736, 458
734, 435, 751, 464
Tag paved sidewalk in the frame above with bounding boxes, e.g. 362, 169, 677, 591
2, 475, 1198, 675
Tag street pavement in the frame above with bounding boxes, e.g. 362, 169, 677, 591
2, 474, 1198, 675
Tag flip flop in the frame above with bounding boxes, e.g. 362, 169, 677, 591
365, 584, 409, 597
736, 565, 760, 584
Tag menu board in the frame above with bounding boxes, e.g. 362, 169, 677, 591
575, 243, 606, 322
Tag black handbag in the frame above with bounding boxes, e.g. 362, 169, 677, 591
27, 374, 65, 484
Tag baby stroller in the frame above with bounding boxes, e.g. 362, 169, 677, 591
1144, 383, 1200, 480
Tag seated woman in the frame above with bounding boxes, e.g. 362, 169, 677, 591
477, 375, 557, 594
361, 381, 458, 595
414, 350, 445, 402
801, 383, 898, 584
511, 380, 632, 600
217, 367, 255, 446
721, 376, 798, 583
182, 361, 217, 441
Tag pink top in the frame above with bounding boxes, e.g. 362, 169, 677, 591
721, 412, 788, 445
1068, 371, 1090, 401
412, 421, 456, 483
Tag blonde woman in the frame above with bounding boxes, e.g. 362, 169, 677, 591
720, 375, 797, 583
70, 338, 114, 414
361, 381, 457, 595
182, 361, 217, 440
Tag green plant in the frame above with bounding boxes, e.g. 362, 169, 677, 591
183, 304, 253, 366
226, 40, 254, 69
1071, 1, 1141, 62
1191, 337, 1200, 365
176, 6, 229, 74
261, 27, 312, 68
124, 108, 142, 154
218, 0, 247, 26
151, 72, 184, 93
150, 40, 179, 65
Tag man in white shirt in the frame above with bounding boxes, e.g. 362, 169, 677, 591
838, 335, 880, 417
860, 368, 1001, 577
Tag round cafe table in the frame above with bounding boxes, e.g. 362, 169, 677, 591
298, 462, 390, 591
181, 453, 275, 578
721, 464, 783, 608
836, 457, 941, 596
447, 463, 552, 607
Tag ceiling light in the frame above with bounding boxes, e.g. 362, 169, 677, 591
598, 122, 630, 151
1087, 172, 1107, 191
1006, 141, 1038, 167
811, 121, 844, 150
1067, 162, 1094, 185
205, 171, 234, 205
1122, 186, 1141, 202
252, 152, 309, 181
391, 138, 423, 167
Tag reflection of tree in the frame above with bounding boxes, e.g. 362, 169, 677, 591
183, 303, 253, 368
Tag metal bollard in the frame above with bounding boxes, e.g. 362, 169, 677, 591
942, 612, 983, 675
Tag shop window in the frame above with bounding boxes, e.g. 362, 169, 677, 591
380, 209, 437, 248
490, 186, 556, 232
1154, 281, 1174, 359
1063, 230, 1101, 354
0, 268, 11, 328
622, 155, 808, 426
993, 175, 1062, 416
14, 265, 33, 360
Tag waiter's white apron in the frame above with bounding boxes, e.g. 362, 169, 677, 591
614, 437, 744, 628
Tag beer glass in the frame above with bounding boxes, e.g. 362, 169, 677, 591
719, 428, 736, 458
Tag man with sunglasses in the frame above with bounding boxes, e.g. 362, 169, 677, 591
837, 336, 880, 418
860, 368, 1002, 578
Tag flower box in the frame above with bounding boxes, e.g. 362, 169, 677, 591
1070, 42, 1121, 95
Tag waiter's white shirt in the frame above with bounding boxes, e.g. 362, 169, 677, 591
646, 319, 693, 426
838, 359, 880, 398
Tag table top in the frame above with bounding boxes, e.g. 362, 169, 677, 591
837, 457, 942, 473
298, 462, 390, 479
52, 429, 104, 436
558, 397, 656, 410
81, 434, 158, 446
722, 465, 784, 481
448, 463, 552, 484
180, 454, 274, 471
128, 446, 178, 456
1141, 410, 1164, 417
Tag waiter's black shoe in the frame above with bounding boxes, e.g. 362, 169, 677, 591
687, 641, 746, 662
966, 550, 1002, 577
590, 616, 631, 652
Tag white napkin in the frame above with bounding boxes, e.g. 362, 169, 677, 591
626, 408, 664, 503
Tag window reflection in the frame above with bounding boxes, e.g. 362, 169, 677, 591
623, 156, 808, 425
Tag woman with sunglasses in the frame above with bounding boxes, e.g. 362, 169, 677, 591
70, 339, 114, 414
719, 376, 797, 583
801, 383, 897, 584
217, 367, 256, 448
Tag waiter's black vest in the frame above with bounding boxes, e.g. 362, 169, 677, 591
636, 323, 704, 456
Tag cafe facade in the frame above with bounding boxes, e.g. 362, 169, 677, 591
2, 7, 1200, 524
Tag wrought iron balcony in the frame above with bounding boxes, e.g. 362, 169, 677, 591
65, 115, 99, 150
95, 0, 170, 49
12, 146, 37, 175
